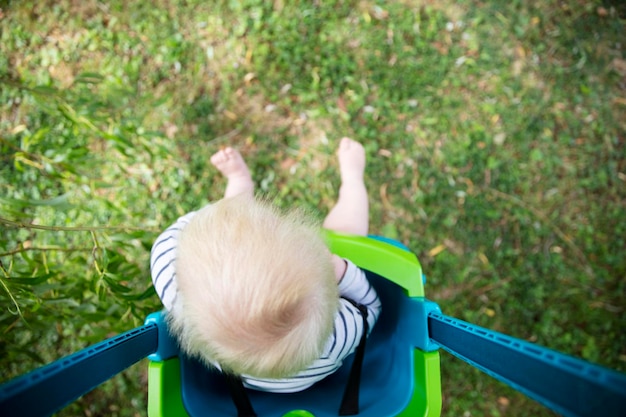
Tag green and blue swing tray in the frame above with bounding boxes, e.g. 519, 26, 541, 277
1, 232, 625, 417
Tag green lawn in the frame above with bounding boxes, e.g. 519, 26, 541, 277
1, 0, 624, 416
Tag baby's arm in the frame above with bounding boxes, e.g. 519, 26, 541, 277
332, 254, 347, 282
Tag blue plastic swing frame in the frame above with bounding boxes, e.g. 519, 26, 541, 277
0, 232, 625, 417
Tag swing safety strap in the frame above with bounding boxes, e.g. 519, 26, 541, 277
338, 298, 369, 416
224, 297, 369, 417
224, 372, 257, 417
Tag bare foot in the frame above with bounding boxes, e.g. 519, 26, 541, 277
210, 147, 254, 199
322, 138, 369, 236
337, 137, 366, 184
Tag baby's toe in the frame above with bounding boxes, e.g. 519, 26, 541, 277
223, 147, 236, 159
339, 137, 352, 150
210, 150, 227, 166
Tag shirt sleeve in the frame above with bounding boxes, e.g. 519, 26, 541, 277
150, 211, 196, 311
337, 259, 382, 331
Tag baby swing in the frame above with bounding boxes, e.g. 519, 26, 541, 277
1, 232, 625, 417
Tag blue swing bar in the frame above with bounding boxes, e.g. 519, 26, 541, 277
2, 311, 625, 416
0, 323, 159, 417
428, 313, 626, 417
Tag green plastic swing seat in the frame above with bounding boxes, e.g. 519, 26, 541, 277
146, 231, 443, 417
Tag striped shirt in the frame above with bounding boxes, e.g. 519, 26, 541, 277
150, 211, 381, 393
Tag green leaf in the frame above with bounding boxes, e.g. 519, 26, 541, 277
118, 286, 156, 301
3, 273, 55, 286
0, 195, 73, 210
30, 85, 59, 96
74, 72, 105, 84
103, 274, 132, 294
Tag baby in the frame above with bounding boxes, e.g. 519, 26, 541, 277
150, 138, 381, 393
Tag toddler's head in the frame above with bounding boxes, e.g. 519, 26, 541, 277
169, 195, 339, 378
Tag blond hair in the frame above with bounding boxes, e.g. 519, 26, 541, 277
169, 195, 339, 379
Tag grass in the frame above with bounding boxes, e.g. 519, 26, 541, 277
0, 0, 624, 416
